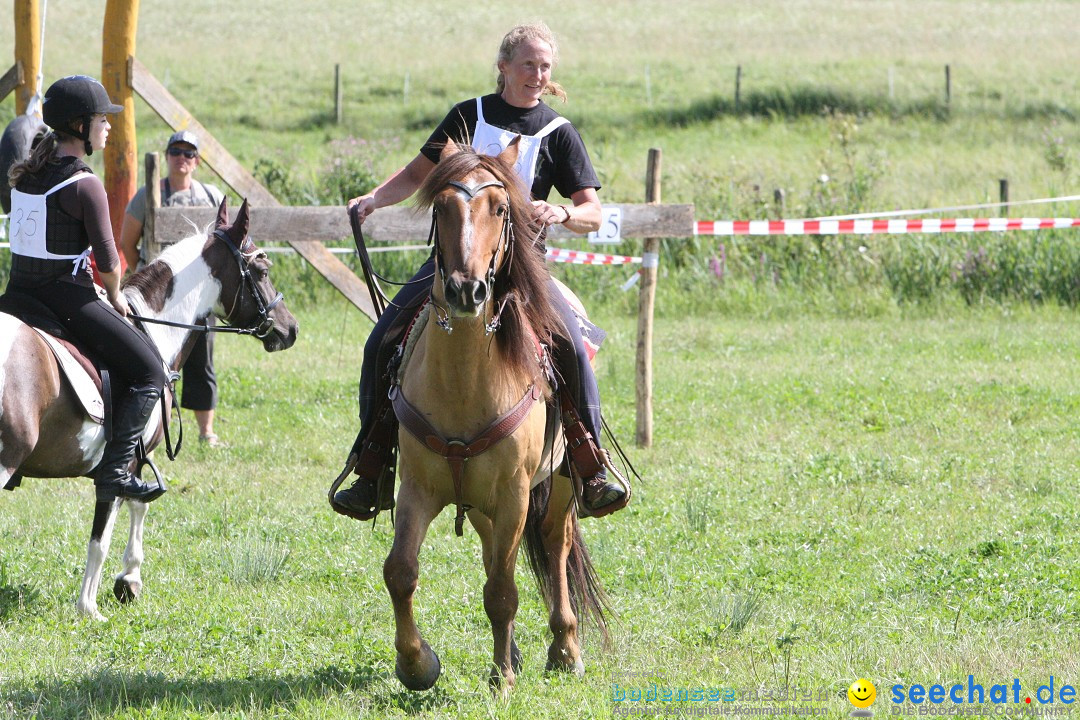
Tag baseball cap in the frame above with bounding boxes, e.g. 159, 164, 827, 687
167, 130, 200, 150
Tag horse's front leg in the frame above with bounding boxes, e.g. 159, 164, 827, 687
384, 479, 442, 691
76, 499, 121, 621
484, 477, 529, 696
467, 509, 522, 676
541, 471, 584, 676
113, 499, 148, 603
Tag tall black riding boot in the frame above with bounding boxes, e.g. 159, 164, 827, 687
95, 385, 166, 503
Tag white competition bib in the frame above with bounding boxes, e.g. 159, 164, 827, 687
470, 97, 569, 193
10, 172, 93, 275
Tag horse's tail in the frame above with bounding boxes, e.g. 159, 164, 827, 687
522, 477, 611, 644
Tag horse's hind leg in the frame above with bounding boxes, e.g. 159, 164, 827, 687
113, 500, 148, 603
384, 480, 443, 691
541, 472, 585, 676
76, 499, 121, 621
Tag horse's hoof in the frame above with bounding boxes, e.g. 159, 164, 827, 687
545, 656, 585, 678
113, 577, 141, 604
395, 642, 441, 691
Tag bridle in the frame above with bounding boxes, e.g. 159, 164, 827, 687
214, 228, 284, 339
130, 230, 284, 338
430, 178, 514, 336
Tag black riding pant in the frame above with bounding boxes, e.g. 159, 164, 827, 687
16, 280, 166, 395
357, 258, 603, 444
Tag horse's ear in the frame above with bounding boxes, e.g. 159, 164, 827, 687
226, 198, 251, 245
215, 196, 229, 229
440, 139, 463, 162
497, 136, 521, 169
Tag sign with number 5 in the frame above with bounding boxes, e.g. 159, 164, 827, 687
587, 207, 622, 245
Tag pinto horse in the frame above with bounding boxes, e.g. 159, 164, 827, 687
0, 198, 298, 620
379, 139, 608, 694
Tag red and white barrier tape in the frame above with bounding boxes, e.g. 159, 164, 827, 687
696, 217, 1080, 236
545, 247, 641, 265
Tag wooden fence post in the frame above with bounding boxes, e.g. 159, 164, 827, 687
999, 178, 1009, 216
774, 188, 786, 219
334, 64, 342, 124
636, 148, 662, 448
945, 64, 951, 106
734, 65, 742, 113
143, 151, 162, 262
13, 0, 40, 115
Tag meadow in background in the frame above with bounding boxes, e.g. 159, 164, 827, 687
1, 2, 1080, 718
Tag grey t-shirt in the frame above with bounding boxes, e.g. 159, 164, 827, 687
126, 178, 225, 223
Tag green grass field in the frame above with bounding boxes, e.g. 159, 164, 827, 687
2, 298, 1080, 718
3, 2, 1080, 718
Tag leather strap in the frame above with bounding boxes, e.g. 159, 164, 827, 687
391, 382, 542, 536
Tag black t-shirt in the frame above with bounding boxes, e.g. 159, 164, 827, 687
422, 94, 600, 202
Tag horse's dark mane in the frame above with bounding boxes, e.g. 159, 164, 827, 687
416, 148, 562, 383
121, 257, 175, 312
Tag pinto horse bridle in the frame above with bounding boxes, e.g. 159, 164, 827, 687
214, 228, 285, 339
129, 229, 284, 339
430, 179, 514, 336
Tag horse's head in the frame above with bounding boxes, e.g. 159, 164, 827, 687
415, 138, 561, 379
209, 198, 299, 352
419, 138, 532, 321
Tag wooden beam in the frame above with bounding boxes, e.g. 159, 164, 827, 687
0, 62, 24, 103
102, 0, 140, 246
155, 203, 696, 245
130, 56, 376, 321
13, 1, 39, 114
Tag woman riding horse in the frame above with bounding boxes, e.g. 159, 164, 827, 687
5, 75, 166, 503
332, 22, 630, 522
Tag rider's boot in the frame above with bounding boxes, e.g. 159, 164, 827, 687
330, 402, 398, 521
561, 394, 630, 518
95, 385, 166, 503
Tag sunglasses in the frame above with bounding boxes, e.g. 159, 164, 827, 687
167, 147, 198, 159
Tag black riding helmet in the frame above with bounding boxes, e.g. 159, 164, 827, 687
42, 75, 124, 156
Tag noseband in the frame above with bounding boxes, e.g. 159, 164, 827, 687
431, 179, 513, 335
214, 228, 285, 338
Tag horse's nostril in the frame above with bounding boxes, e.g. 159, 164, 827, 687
470, 281, 487, 306
444, 280, 460, 305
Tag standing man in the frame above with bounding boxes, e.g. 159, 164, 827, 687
119, 130, 226, 447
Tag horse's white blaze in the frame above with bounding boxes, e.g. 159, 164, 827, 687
450, 188, 475, 263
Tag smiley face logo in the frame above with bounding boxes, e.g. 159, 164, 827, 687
848, 678, 876, 709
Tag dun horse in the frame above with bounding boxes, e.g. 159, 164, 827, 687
373, 140, 608, 693
0, 199, 298, 620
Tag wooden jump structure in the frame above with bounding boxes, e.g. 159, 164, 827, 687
5, 1, 678, 447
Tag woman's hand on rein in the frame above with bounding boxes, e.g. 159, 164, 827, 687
531, 200, 569, 227
347, 195, 377, 224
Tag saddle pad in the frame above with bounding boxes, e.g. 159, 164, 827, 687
551, 278, 606, 362
30, 327, 105, 424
